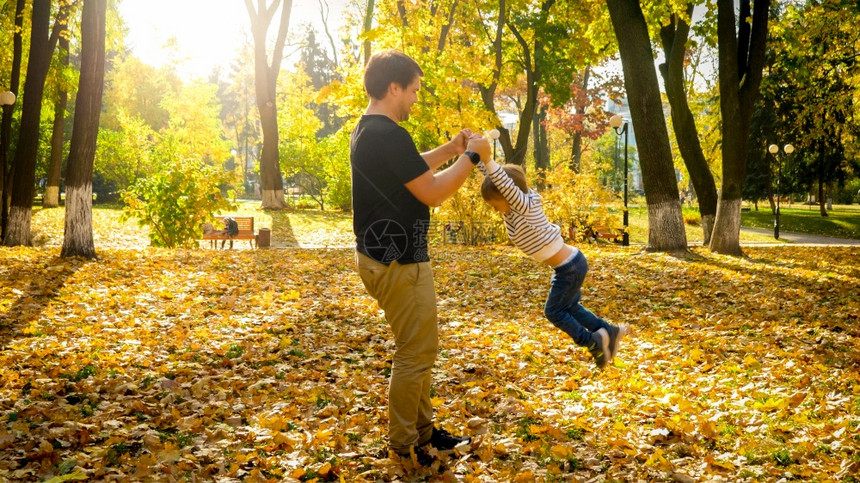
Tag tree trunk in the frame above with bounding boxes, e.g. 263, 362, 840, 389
477, 0, 507, 161
505, 3, 551, 168
818, 178, 827, 217
606, 0, 687, 252
659, 5, 718, 245
246, 0, 291, 210
533, 104, 549, 171
62, 0, 107, 259
709, 0, 770, 256
4, 0, 65, 246
569, 67, 591, 172
362, 0, 375, 65
44, 32, 70, 209
0, 0, 26, 239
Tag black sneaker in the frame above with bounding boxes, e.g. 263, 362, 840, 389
405, 446, 435, 467
387, 446, 435, 468
428, 427, 471, 451
607, 323, 630, 363
588, 328, 610, 369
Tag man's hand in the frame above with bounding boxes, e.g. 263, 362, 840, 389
450, 129, 473, 157
466, 135, 492, 162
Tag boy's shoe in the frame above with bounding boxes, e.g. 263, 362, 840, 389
607, 323, 631, 363
429, 427, 471, 451
588, 328, 610, 369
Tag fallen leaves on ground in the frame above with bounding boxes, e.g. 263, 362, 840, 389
0, 245, 858, 482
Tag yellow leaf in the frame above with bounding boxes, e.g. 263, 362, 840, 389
743, 355, 760, 368
645, 448, 670, 469
290, 467, 305, 479
690, 348, 703, 362
513, 469, 535, 482
549, 444, 571, 459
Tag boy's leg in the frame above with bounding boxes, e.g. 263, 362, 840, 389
544, 251, 605, 346
563, 252, 612, 333
544, 269, 594, 346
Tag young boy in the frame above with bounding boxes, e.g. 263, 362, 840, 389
474, 152, 629, 368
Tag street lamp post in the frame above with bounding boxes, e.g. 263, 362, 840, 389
768, 143, 795, 239
488, 128, 500, 160
609, 114, 629, 246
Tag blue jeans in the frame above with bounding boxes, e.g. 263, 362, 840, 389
544, 251, 610, 347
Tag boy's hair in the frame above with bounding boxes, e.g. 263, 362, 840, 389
364, 50, 424, 100
481, 164, 529, 201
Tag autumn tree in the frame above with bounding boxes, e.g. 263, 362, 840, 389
62, 0, 107, 259
543, 68, 624, 172
101, 55, 177, 132
3, 0, 69, 246
278, 69, 326, 209
709, 0, 770, 256
44, 8, 75, 208
95, 110, 156, 192
0, 0, 27, 239
216, 41, 261, 192
760, 0, 859, 216
245, 0, 292, 210
658, 4, 719, 245
605, 0, 687, 252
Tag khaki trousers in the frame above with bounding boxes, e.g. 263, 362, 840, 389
355, 251, 438, 453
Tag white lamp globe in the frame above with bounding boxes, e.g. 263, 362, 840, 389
0, 91, 15, 106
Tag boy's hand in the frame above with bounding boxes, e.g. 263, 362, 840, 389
466, 135, 492, 162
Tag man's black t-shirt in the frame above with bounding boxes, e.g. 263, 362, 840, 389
351, 115, 431, 265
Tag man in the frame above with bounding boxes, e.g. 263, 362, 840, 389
350, 49, 491, 465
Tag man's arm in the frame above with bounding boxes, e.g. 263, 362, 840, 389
406, 136, 491, 207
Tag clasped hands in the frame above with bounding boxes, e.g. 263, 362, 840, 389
451, 128, 492, 163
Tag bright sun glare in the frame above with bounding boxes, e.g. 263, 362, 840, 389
119, 0, 341, 80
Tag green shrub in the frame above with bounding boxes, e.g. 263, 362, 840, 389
122, 158, 234, 248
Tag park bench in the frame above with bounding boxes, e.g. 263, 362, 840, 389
201, 215, 256, 249
568, 221, 622, 243
588, 224, 622, 243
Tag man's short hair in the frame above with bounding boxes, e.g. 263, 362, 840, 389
364, 50, 424, 100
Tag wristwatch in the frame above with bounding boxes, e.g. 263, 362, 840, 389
464, 151, 481, 165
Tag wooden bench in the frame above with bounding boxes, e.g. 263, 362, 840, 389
590, 225, 622, 243
201, 215, 256, 249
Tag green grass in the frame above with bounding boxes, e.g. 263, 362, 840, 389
624, 203, 860, 244
741, 203, 860, 239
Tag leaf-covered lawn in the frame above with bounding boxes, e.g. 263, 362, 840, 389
30, 204, 355, 250
1, 244, 857, 482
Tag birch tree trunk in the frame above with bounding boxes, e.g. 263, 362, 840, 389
62, 0, 107, 259
659, 5, 718, 245
606, 0, 687, 252
3, 0, 64, 246
709, 0, 770, 255
44, 31, 71, 209
245, 0, 292, 210
0, 0, 26, 238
